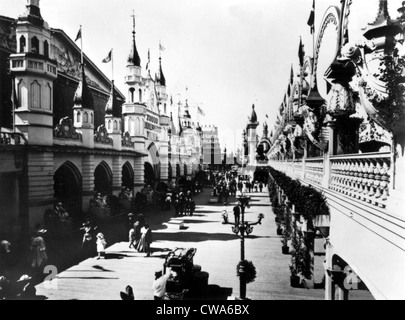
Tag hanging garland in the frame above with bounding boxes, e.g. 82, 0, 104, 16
236, 260, 257, 284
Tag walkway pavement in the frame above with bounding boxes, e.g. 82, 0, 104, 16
35, 190, 370, 300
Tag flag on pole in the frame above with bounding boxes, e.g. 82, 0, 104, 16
102, 50, 112, 63
170, 95, 173, 106
75, 27, 82, 42
307, 0, 315, 34
146, 49, 150, 70
298, 38, 305, 66
197, 106, 205, 117
159, 43, 166, 52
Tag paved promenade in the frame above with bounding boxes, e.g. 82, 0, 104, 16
35, 190, 369, 300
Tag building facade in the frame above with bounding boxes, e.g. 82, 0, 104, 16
259, 0, 405, 300
0, 0, 203, 239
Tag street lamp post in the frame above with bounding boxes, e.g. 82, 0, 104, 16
223, 195, 264, 300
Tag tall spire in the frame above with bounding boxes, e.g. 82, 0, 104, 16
128, 11, 141, 67
74, 65, 94, 110
105, 80, 121, 117
157, 57, 166, 86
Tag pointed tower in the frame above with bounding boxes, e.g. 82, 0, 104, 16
247, 105, 259, 165
73, 65, 95, 148
156, 55, 170, 181
105, 80, 122, 150
10, 0, 58, 145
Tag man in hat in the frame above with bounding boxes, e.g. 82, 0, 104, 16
153, 270, 170, 300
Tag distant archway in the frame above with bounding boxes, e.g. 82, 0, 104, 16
122, 162, 134, 188
54, 161, 82, 219
168, 162, 173, 180
176, 163, 181, 178
144, 162, 155, 186
94, 161, 113, 194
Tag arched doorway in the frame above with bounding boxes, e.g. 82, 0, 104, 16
94, 162, 113, 194
254, 169, 270, 184
176, 163, 181, 178
144, 162, 155, 187
122, 162, 134, 189
168, 162, 173, 180
54, 161, 82, 220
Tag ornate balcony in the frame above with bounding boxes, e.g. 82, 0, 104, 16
330, 153, 391, 208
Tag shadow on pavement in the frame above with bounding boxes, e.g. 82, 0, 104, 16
181, 220, 219, 224
208, 285, 233, 300
153, 232, 239, 243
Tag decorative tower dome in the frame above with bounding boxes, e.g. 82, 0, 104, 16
19, 0, 45, 27
249, 104, 258, 123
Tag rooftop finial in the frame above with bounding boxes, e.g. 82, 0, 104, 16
132, 10, 136, 37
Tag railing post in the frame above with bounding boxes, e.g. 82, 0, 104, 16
323, 123, 335, 189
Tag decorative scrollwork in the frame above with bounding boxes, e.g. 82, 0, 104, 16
54, 117, 82, 141
94, 125, 113, 145
122, 132, 135, 148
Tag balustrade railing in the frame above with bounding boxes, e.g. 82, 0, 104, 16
270, 152, 393, 209
0, 131, 28, 146
304, 157, 324, 187
330, 153, 391, 208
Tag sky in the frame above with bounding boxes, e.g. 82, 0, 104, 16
2, 0, 404, 152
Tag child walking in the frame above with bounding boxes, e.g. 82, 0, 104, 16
96, 233, 107, 260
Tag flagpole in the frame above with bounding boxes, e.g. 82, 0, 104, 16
12, 78, 16, 133
80, 25, 83, 65
111, 48, 114, 82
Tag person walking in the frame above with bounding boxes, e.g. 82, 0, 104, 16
137, 223, 152, 257
96, 233, 107, 260
30, 225, 48, 275
259, 182, 264, 193
233, 203, 241, 225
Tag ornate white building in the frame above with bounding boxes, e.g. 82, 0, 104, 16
0, 0, 204, 238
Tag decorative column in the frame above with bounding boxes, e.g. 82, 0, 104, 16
112, 156, 122, 196
133, 156, 145, 192
82, 154, 95, 212
26, 151, 54, 230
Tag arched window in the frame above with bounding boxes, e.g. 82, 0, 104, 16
44, 40, 49, 58
164, 103, 167, 115
125, 118, 129, 132
19, 36, 26, 53
91, 113, 94, 124
114, 120, 118, 130
83, 112, 89, 123
129, 88, 135, 103
108, 120, 112, 130
31, 37, 39, 54
18, 80, 27, 108
129, 118, 135, 135
138, 89, 142, 103
77, 111, 81, 123
43, 83, 52, 110
135, 117, 140, 135
30, 81, 41, 109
